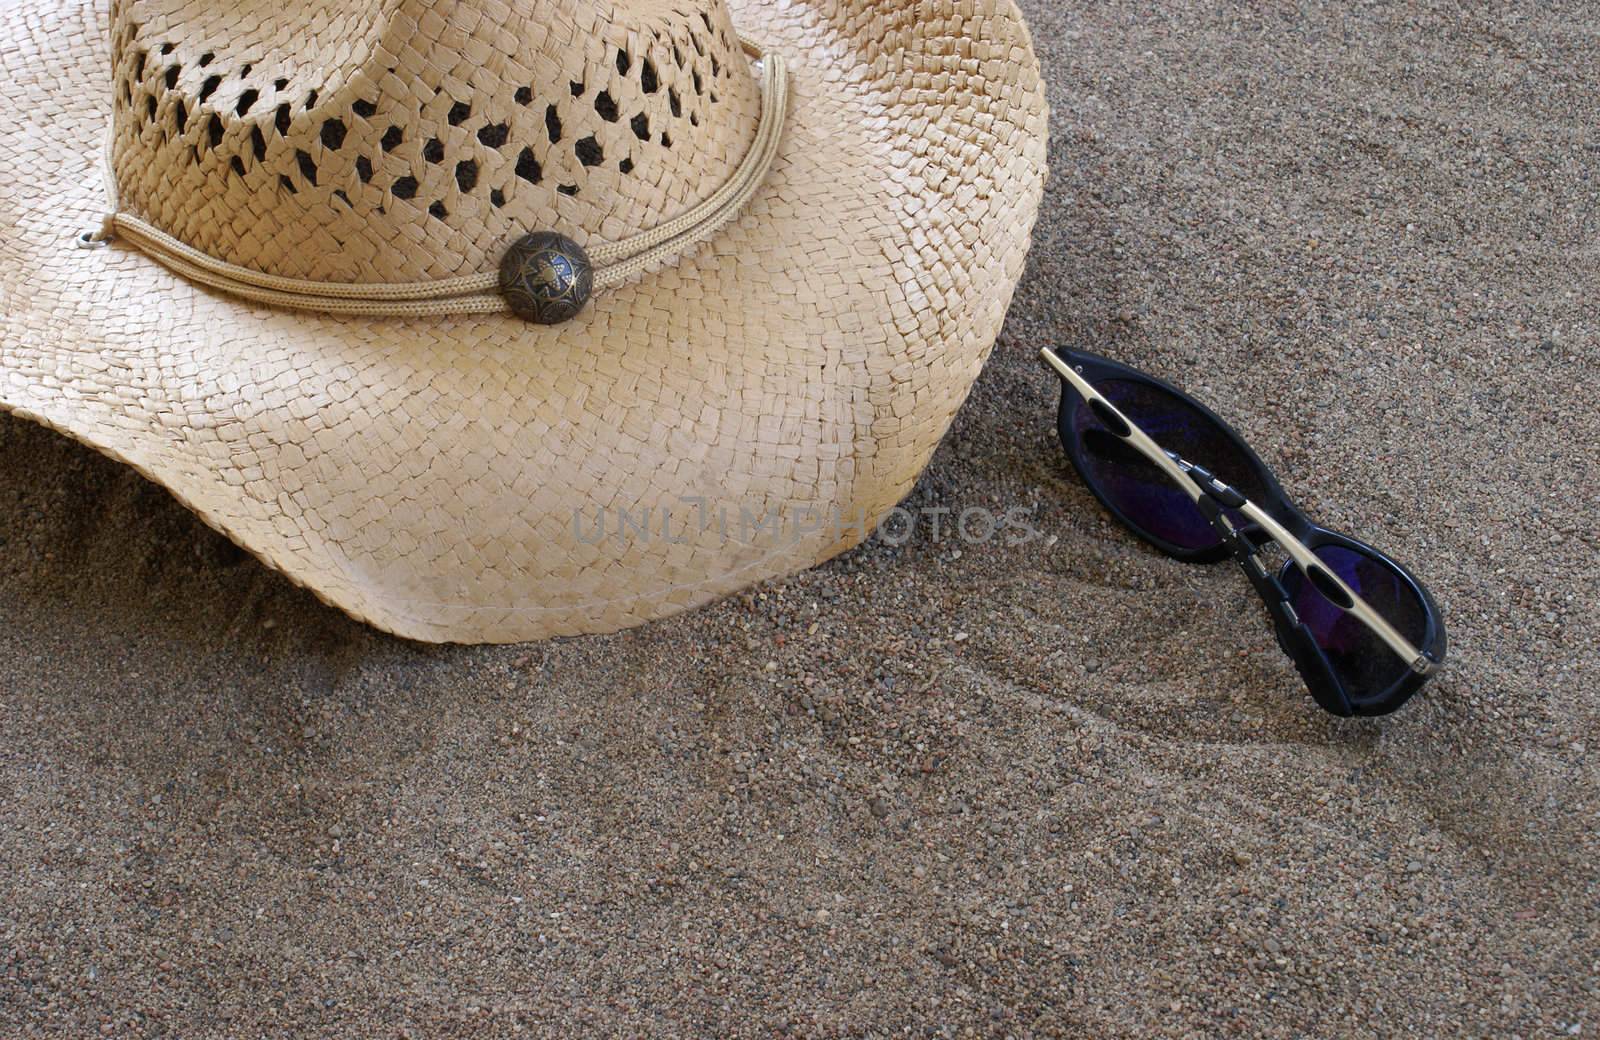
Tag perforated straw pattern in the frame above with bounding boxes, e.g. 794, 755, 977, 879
0, 0, 1049, 643
107, 0, 766, 283
92, 41, 791, 317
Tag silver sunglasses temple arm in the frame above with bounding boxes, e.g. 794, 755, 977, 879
1038, 348, 1207, 504
1228, 502, 1434, 675
1039, 347, 1434, 676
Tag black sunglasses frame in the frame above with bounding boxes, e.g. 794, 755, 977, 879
1047, 346, 1446, 717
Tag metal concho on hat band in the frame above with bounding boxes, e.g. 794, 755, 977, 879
498, 232, 595, 325
84, 41, 788, 325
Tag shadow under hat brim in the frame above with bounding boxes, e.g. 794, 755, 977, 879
0, 0, 1049, 643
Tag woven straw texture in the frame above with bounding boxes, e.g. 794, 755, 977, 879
0, 0, 1048, 643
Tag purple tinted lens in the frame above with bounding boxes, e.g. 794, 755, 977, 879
1283, 545, 1428, 703
1076, 426, 1215, 548
1072, 379, 1268, 551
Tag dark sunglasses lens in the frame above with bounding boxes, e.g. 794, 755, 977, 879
1282, 545, 1429, 703
1071, 378, 1268, 551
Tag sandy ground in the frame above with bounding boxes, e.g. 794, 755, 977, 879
3, 1, 1598, 1036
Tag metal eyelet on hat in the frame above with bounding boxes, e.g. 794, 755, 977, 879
497, 231, 594, 325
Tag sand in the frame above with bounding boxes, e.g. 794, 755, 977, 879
2, 1, 1597, 1036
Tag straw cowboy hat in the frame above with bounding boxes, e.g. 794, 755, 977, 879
0, 0, 1048, 642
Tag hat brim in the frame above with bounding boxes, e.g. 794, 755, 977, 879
0, 0, 1048, 642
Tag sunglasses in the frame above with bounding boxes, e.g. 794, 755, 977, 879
1041, 346, 1446, 717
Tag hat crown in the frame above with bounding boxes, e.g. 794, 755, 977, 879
108, 0, 763, 283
